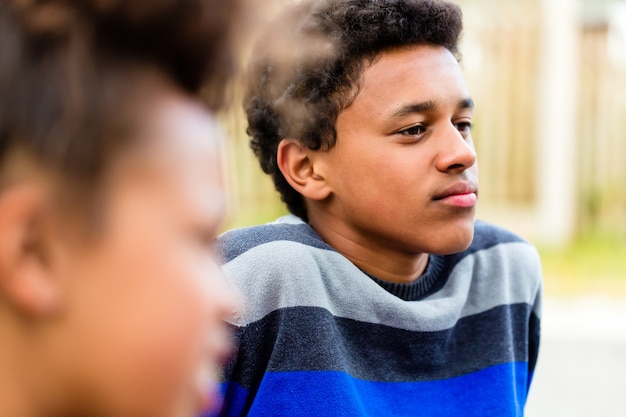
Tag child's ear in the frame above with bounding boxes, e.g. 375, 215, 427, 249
277, 139, 332, 201
0, 184, 61, 316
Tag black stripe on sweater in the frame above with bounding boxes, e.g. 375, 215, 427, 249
226, 303, 538, 389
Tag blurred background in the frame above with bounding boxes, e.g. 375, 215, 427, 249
220, 0, 626, 415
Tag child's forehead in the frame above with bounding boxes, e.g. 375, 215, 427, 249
346, 46, 469, 113
360, 45, 461, 87
116, 84, 223, 160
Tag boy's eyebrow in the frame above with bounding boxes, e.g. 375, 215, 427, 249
390, 97, 475, 118
458, 97, 475, 110
391, 100, 436, 117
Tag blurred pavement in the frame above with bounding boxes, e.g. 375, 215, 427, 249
526, 297, 626, 416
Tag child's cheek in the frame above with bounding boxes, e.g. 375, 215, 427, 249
125, 309, 206, 417
113, 257, 209, 416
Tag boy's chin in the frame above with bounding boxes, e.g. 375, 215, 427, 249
426, 226, 475, 255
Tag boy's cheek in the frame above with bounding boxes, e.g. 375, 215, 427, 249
59, 248, 210, 417
120, 258, 223, 415
91, 291, 208, 417
58, 200, 227, 416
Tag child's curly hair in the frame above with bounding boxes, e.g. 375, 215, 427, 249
245, 0, 463, 221
0, 0, 243, 188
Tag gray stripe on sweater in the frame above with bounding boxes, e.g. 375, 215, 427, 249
224, 240, 542, 332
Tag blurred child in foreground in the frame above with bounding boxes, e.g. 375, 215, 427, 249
0, 0, 244, 416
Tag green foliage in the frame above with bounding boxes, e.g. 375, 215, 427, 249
539, 233, 626, 296
224, 198, 287, 230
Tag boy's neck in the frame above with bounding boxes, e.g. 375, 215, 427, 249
0, 324, 34, 417
308, 215, 429, 284
0, 317, 63, 417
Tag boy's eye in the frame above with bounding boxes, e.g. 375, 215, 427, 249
398, 125, 426, 137
455, 121, 473, 135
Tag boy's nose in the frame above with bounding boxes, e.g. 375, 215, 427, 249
201, 264, 242, 359
434, 124, 477, 173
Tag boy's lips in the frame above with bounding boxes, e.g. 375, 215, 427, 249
192, 352, 227, 415
433, 181, 478, 208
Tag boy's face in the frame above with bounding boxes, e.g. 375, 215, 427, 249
44, 91, 235, 417
314, 45, 478, 257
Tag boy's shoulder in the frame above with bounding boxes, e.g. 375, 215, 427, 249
464, 220, 542, 299
469, 219, 532, 251
216, 215, 331, 264
218, 216, 537, 265
465, 220, 540, 267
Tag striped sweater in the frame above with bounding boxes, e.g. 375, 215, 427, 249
213, 215, 542, 417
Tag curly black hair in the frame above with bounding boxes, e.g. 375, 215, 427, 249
245, 0, 463, 221
0, 0, 244, 189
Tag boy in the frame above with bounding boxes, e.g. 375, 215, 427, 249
216, 0, 542, 416
0, 0, 243, 416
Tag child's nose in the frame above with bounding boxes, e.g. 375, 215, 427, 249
434, 124, 477, 173
205, 265, 242, 324
201, 265, 241, 359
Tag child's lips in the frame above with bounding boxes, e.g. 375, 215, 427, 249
193, 326, 234, 414
193, 358, 222, 414
436, 192, 477, 208
433, 181, 478, 208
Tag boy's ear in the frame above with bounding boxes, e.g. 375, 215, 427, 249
277, 139, 331, 201
0, 184, 61, 316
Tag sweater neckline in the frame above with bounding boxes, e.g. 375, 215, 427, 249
364, 255, 447, 301
299, 219, 448, 301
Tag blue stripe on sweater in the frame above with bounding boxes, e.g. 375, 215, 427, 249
215, 362, 530, 417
